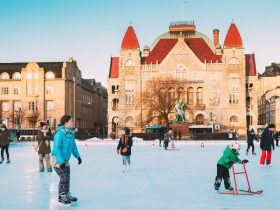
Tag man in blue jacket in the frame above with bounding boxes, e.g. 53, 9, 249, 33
52, 115, 82, 206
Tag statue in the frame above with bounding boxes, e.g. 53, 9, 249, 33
175, 99, 187, 123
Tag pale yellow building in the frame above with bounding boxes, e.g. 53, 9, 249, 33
108, 21, 257, 137
0, 58, 108, 136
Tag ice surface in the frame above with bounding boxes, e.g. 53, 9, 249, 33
0, 141, 279, 210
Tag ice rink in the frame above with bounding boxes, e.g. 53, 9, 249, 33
0, 141, 279, 210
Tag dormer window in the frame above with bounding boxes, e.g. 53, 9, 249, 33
45, 71, 55, 79
1, 72, 10, 80
12, 72, 21, 80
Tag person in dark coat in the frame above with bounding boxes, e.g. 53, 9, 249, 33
163, 130, 172, 150
274, 131, 280, 147
37, 121, 52, 172
246, 129, 259, 155
0, 124, 10, 164
117, 127, 133, 172
260, 124, 275, 165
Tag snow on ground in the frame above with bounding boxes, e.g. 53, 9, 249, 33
0, 141, 279, 210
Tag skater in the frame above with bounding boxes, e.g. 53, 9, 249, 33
214, 142, 248, 191
0, 124, 10, 164
163, 130, 171, 150
117, 127, 133, 172
173, 130, 177, 140
52, 115, 82, 206
260, 124, 275, 166
37, 122, 52, 172
275, 131, 280, 147
16, 128, 20, 141
159, 127, 165, 147
178, 130, 182, 140
246, 129, 259, 155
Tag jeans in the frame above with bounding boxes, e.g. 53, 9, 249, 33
122, 155, 131, 166
38, 153, 52, 171
1, 145, 9, 159
54, 166, 71, 196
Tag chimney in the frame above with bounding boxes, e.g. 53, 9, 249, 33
213, 29, 219, 47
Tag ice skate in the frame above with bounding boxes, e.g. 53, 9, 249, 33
246, 151, 248, 155
58, 193, 71, 206
0, 158, 4, 164
122, 165, 126, 173
6, 159, 10, 164
67, 192, 78, 202
252, 152, 256, 155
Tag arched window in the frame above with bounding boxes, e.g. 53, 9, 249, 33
196, 87, 203, 105
176, 65, 186, 79
125, 117, 133, 127
45, 71, 55, 79
230, 115, 238, 122
228, 57, 239, 65
178, 87, 184, 100
168, 88, 175, 100
12, 72, 21, 80
124, 59, 134, 67
112, 98, 119, 111
1, 72, 10, 80
187, 87, 194, 105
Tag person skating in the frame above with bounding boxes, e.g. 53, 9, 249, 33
52, 115, 82, 206
163, 130, 172, 150
274, 131, 280, 147
117, 127, 133, 172
260, 124, 275, 166
246, 129, 259, 155
37, 122, 52, 172
214, 142, 248, 191
0, 124, 10, 164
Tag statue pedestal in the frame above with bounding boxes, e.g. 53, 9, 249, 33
172, 123, 189, 138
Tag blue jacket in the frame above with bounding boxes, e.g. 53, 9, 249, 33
52, 125, 80, 165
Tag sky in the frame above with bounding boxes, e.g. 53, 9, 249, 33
0, 0, 279, 88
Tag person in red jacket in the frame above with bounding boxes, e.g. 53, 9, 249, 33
117, 127, 133, 172
260, 124, 275, 166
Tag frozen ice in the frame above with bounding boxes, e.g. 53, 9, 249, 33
0, 141, 279, 210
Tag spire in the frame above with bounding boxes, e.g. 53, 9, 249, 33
224, 23, 243, 47
121, 25, 140, 49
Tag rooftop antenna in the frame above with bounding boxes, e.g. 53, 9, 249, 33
181, 0, 188, 21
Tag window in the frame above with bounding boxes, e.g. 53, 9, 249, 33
112, 85, 119, 94
230, 115, 238, 122
187, 87, 194, 105
12, 72, 21, 80
176, 65, 186, 79
196, 87, 203, 105
229, 79, 240, 104
124, 59, 134, 67
14, 101, 21, 111
1, 72, 9, 80
35, 86, 39, 94
14, 87, 21, 95
178, 87, 185, 100
34, 72, 39, 79
27, 72, 32, 79
1, 87, 9, 95
112, 98, 119, 111
45, 71, 55, 79
2, 102, 9, 112
28, 101, 37, 111
46, 101, 54, 111
125, 81, 135, 105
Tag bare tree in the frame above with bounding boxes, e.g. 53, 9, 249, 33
7, 108, 26, 128
139, 77, 184, 128
27, 109, 41, 140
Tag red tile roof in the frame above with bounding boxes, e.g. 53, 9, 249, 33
185, 38, 222, 63
224, 23, 243, 47
109, 57, 119, 78
143, 38, 221, 64
121, 26, 140, 49
143, 39, 178, 64
245, 54, 257, 76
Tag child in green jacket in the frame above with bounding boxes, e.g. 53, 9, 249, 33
214, 142, 248, 191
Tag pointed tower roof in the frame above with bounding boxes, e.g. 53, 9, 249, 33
224, 23, 243, 47
121, 26, 140, 49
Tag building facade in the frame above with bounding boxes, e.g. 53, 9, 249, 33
108, 21, 258, 137
0, 58, 108, 135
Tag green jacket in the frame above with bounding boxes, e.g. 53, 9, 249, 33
217, 146, 241, 169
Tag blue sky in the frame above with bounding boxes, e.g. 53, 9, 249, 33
0, 0, 279, 87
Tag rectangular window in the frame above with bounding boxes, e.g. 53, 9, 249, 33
125, 81, 135, 105
34, 72, 39, 79
46, 101, 54, 110
27, 86, 32, 95
229, 79, 240, 104
14, 87, 21, 95
14, 101, 21, 111
2, 102, 9, 112
28, 101, 37, 111
1, 87, 9, 95
46, 86, 54, 95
